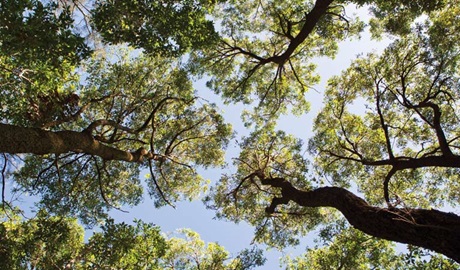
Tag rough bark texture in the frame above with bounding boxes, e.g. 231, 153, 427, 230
261, 176, 460, 263
0, 123, 149, 162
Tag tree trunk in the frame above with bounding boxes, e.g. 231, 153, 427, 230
0, 123, 147, 162
262, 177, 460, 262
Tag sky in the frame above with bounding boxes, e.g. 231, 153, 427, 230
106, 5, 393, 269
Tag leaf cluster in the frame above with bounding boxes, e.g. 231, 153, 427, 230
92, 0, 221, 56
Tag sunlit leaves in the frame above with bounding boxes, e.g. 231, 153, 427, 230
12, 50, 232, 223
207, 126, 323, 248
286, 219, 457, 269
1, 212, 265, 269
163, 228, 265, 269
0, 210, 84, 269
189, 0, 364, 119
401, 245, 460, 269
0, 54, 81, 127
83, 219, 167, 269
1, 0, 460, 266
356, 0, 446, 37
428, 0, 460, 55
144, 102, 232, 207
14, 154, 143, 226
309, 26, 460, 206
0, 0, 90, 127
283, 220, 400, 270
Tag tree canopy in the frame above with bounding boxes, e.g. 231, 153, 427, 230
1, 0, 460, 268
1, 208, 265, 269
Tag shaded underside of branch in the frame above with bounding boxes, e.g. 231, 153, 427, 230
0, 123, 150, 162
260, 176, 460, 262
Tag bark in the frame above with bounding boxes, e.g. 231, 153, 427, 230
261, 176, 460, 262
223, 0, 335, 66
0, 123, 150, 162
271, 0, 334, 64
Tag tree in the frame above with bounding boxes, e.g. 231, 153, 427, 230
1, 0, 460, 267
1, 50, 232, 225
204, 0, 460, 264
0, 209, 84, 269
0, 209, 265, 269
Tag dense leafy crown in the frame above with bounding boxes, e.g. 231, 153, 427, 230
1, 0, 460, 268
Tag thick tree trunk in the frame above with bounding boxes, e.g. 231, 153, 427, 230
261, 177, 460, 262
0, 123, 148, 162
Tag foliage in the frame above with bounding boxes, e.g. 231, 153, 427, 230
0, 0, 91, 67
8, 50, 232, 225
0, 0, 89, 127
400, 245, 460, 270
283, 219, 459, 269
1, 0, 460, 268
206, 125, 322, 248
92, 0, 222, 56
0, 209, 265, 269
283, 220, 400, 270
188, 0, 364, 120
0, 209, 84, 269
355, 0, 446, 36
309, 23, 460, 207
163, 229, 265, 269
81, 218, 167, 269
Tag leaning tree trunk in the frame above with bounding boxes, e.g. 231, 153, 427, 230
0, 123, 150, 162
261, 176, 460, 262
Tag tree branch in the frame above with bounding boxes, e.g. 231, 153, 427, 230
217, 0, 334, 80
258, 175, 460, 262
0, 123, 152, 162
